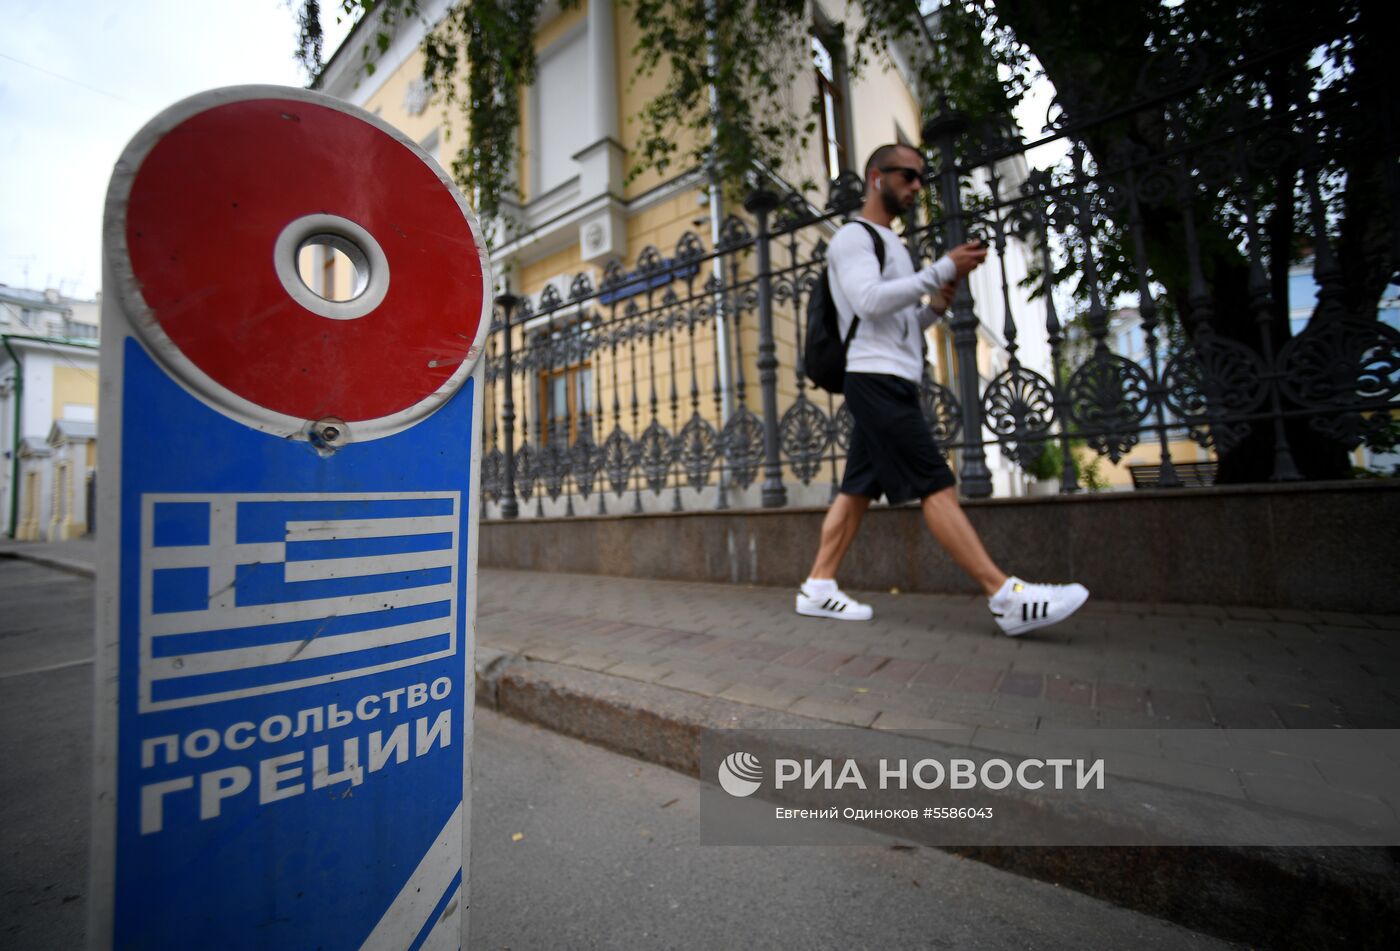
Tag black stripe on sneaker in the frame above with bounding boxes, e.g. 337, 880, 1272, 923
1022, 604, 1028, 622
821, 598, 832, 610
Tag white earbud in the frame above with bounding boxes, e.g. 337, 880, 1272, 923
875, 178, 883, 192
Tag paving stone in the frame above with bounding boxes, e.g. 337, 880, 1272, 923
760, 664, 840, 685
835, 654, 889, 678
1272, 702, 1348, 729
1268, 608, 1323, 624
991, 695, 1049, 719
788, 697, 879, 727
1146, 688, 1212, 723
1045, 675, 1094, 706
718, 682, 806, 710
1036, 704, 1101, 727
693, 635, 744, 656
1099, 749, 1245, 800
876, 642, 943, 661
944, 709, 1040, 731
520, 644, 574, 663
1223, 605, 1276, 621
871, 711, 975, 738
605, 661, 674, 684
734, 641, 790, 662
1095, 682, 1148, 714
950, 666, 1004, 693
968, 726, 1048, 758
667, 632, 719, 651
998, 670, 1044, 699
869, 657, 924, 684
655, 670, 735, 696
1237, 772, 1397, 830
803, 650, 857, 673
1311, 611, 1376, 628
772, 645, 824, 668
564, 653, 622, 673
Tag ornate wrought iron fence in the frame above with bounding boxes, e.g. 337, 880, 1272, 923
481, 34, 1399, 519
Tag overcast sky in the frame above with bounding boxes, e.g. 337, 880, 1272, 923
0, 0, 353, 299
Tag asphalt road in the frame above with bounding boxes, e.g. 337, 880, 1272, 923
0, 559, 1237, 949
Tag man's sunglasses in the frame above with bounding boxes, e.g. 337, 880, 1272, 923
880, 166, 925, 186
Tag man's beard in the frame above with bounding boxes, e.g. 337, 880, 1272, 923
880, 188, 914, 217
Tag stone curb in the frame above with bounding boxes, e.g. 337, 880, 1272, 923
0, 550, 96, 579
474, 649, 1400, 950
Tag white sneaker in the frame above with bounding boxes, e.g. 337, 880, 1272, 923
989, 577, 1089, 636
796, 582, 873, 621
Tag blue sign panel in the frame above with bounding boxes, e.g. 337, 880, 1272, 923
111, 341, 473, 949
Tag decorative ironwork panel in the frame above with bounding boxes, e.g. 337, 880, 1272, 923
1277, 318, 1400, 449
482, 448, 502, 503
982, 366, 1057, 468
779, 395, 831, 485
569, 433, 600, 498
538, 439, 567, 502
1065, 353, 1153, 462
919, 380, 963, 446
722, 406, 764, 489
1162, 328, 1269, 453
635, 420, 674, 495
601, 426, 634, 496
513, 441, 536, 503
677, 412, 719, 491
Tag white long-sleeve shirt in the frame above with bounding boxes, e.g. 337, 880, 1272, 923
828, 217, 957, 384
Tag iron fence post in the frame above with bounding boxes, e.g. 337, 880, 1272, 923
495, 293, 521, 519
745, 188, 788, 508
924, 106, 994, 498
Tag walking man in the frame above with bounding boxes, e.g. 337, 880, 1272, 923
796, 143, 1089, 636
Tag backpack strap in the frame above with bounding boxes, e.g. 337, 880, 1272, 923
853, 219, 886, 273
843, 220, 887, 346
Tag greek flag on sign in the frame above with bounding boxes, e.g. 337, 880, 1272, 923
138, 492, 460, 712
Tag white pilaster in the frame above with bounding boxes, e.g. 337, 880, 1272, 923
577, 0, 626, 262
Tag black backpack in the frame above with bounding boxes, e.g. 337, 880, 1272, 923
804, 220, 885, 394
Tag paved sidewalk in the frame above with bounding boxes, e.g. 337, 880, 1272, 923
4, 536, 1397, 736
477, 568, 1400, 734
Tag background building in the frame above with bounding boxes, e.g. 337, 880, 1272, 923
1, 284, 100, 539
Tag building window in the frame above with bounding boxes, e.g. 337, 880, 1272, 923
535, 320, 595, 446
812, 31, 851, 183
533, 25, 590, 197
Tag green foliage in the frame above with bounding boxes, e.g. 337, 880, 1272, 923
628, 0, 809, 202
1021, 439, 1061, 481
1352, 415, 1400, 479
1019, 437, 1109, 491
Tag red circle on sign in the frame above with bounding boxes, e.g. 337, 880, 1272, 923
124, 98, 484, 423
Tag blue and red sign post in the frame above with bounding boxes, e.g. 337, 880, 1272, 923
90, 87, 489, 950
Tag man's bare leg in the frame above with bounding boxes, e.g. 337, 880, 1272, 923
807, 492, 872, 580
920, 487, 1007, 597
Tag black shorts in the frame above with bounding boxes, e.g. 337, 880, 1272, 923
839, 372, 957, 505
